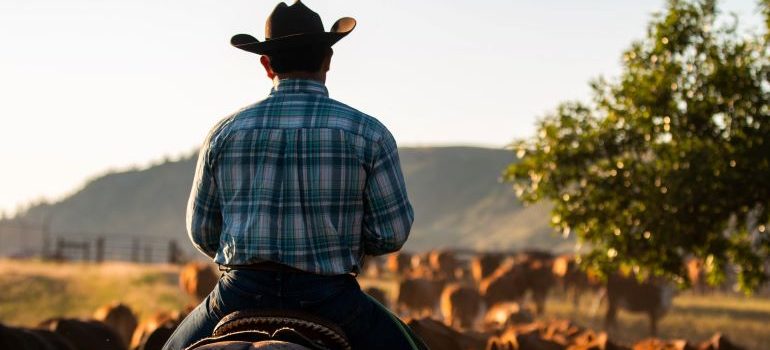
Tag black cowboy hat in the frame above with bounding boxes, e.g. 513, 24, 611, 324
231, 1, 356, 55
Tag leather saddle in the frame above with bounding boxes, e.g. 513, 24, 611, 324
186, 310, 351, 350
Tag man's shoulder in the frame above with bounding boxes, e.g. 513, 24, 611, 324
205, 99, 267, 139
227, 95, 392, 143
323, 97, 392, 143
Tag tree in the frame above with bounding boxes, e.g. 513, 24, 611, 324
763, 0, 770, 38
503, 0, 770, 292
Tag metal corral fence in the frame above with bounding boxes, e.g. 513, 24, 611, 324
0, 221, 187, 264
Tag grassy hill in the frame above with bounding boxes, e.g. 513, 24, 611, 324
2, 147, 569, 256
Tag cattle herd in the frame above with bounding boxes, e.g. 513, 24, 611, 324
363, 250, 744, 350
0, 252, 748, 349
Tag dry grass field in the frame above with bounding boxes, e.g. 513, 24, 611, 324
0, 259, 194, 326
1, 259, 769, 349
543, 292, 770, 349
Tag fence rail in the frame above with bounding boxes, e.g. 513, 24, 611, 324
0, 222, 187, 264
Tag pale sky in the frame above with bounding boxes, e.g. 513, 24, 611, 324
0, 0, 764, 216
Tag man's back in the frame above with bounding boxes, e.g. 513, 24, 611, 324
166, 3, 422, 349
187, 79, 414, 275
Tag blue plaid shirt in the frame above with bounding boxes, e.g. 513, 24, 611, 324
186, 79, 413, 275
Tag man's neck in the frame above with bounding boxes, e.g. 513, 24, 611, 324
273, 72, 326, 84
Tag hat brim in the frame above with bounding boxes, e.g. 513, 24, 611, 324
231, 17, 356, 55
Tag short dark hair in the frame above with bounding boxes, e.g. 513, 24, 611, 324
267, 45, 332, 74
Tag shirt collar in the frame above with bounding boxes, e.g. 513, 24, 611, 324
270, 79, 329, 97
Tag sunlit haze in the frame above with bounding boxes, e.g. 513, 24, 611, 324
0, 0, 763, 215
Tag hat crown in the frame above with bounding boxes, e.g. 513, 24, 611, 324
231, 1, 356, 55
265, 1, 325, 40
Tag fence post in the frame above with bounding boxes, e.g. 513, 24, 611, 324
131, 238, 139, 263
19, 221, 28, 253
41, 224, 51, 260
168, 240, 180, 264
82, 241, 90, 262
95, 237, 105, 263
54, 238, 64, 260
143, 244, 152, 264
40, 217, 52, 260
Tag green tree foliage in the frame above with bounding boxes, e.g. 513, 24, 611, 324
504, 0, 770, 292
763, 0, 770, 36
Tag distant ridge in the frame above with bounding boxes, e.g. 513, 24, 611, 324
3, 147, 570, 255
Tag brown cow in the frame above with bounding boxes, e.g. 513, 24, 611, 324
569, 329, 629, 350
0, 323, 76, 350
471, 253, 507, 284
487, 320, 632, 350
386, 252, 413, 277
632, 338, 694, 350
135, 322, 177, 350
407, 318, 488, 350
482, 302, 533, 330
131, 311, 185, 350
180, 262, 219, 302
552, 254, 602, 312
429, 250, 459, 280
485, 324, 564, 350
480, 259, 526, 307
397, 277, 446, 317
410, 252, 431, 271
685, 257, 707, 294
514, 252, 556, 314
485, 326, 519, 350
38, 318, 125, 350
93, 302, 138, 348
604, 273, 675, 336
453, 265, 473, 282
361, 255, 386, 278
698, 333, 745, 350
480, 254, 556, 315
440, 283, 485, 330
408, 262, 440, 280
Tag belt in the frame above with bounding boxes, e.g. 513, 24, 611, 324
219, 261, 311, 274
219, 261, 357, 277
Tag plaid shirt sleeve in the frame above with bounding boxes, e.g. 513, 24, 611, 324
362, 131, 414, 256
186, 120, 228, 259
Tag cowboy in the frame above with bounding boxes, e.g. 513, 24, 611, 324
162, 1, 417, 349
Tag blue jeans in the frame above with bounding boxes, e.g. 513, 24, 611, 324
162, 269, 415, 350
